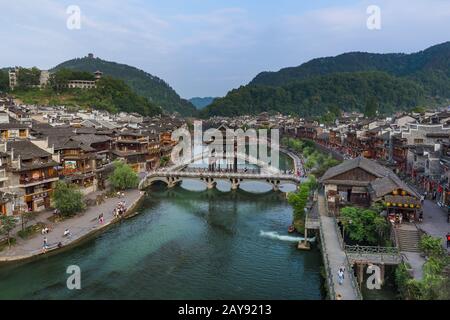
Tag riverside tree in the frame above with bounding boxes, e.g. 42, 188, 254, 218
0, 215, 17, 247
109, 161, 139, 190
287, 177, 316, 233
340, 206, 389, 245
52, 181, 85, 217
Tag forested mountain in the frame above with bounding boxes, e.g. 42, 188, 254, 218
202, 72, 425, 118
203, 42, 450, 117
53, 56, 196, 116
189, 97, 216, 109
251, 42, 450, 89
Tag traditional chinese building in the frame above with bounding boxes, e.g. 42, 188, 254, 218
1, 140, 59, 213
320, 157, 421, 220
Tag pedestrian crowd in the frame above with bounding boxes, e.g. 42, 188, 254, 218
113, 200, 127, 218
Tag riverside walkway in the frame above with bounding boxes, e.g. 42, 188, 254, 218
0, 189, 143, 262
318, 193, 362, 300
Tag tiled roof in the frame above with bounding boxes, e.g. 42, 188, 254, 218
6, 140, 51, 160
321, 157, 391, 181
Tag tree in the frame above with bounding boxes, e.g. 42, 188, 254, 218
109, 161, 139, 190
396, 235, 450, 300
0, 70, 9, 92
52, 181, 85, 217
340, 206, 389, 245
419, 235, 446, 258
411, 106, 427, 113
17, 67, 41, 88
364, 96, 378, 118
0, 215, 17, 247
20, 210, 34, 232
288, 182, 311, 233
160, 156, 170, 167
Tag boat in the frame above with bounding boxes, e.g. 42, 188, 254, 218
288, 225, 295, 233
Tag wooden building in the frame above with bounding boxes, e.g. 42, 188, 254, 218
320, 157, 421, 220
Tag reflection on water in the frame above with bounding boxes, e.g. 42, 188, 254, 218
0, 184, 323, 300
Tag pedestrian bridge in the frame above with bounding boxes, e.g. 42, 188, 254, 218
139, 170, 302, 191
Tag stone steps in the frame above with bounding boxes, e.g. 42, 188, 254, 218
396, 228, 421, 253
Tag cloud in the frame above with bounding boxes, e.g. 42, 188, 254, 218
170, 8, 257, 49
1, 0, 450, 97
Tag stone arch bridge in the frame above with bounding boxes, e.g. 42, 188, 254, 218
139, 170, 301, 191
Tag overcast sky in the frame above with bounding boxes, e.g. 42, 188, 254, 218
1, 0, 450, 98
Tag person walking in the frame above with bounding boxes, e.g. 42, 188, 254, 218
446, 233, 450, 249
43, 237, 48, 251
338, 268, 344, 285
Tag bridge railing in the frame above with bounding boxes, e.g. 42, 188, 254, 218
344, 244, 401, 259
318, 216, 337, 300
331, 216, 363, 300
182, 167, 262, 174
143, 170, 302, 181
344, 249, 364, 300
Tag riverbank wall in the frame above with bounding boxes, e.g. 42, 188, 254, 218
0, 190, 145, 265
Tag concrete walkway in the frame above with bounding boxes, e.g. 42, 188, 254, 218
318, 193, 360, 300
0, 189, 143, 262
279, 147, 303, 176
402, 252, 424, 280
420, 200, 450, 253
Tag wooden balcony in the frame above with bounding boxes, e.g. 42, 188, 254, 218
19, 173, 59, 186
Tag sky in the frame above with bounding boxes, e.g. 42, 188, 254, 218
1, 0, 450, 98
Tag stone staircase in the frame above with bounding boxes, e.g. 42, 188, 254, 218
395, 224, 421, 253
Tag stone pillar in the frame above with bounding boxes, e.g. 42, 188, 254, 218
357, 263, 364, 288
230, 178, 240, 190
167, 177, 180, 188
206, 178, 216, 189
271, 180, 280, 192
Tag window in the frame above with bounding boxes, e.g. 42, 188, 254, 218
414, 138, 424, 144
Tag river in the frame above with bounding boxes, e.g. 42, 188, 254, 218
0, 180, 323, 299
0, 149, 324, 299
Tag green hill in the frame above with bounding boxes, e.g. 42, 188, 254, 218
52, 55, 196, 116
189, 97, 216, 109
250, 42, 450, 91
202, 71, 425, 118
12, 75, 162, 116
203, 42, 450, 117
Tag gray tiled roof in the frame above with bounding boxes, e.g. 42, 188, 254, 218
369, 174, 420, 199
6, 140, 51, 160
321, 156, 392, 181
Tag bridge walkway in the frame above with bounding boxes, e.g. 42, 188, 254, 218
318, 193, 361, 300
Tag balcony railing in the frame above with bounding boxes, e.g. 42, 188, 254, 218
20, 173, 58, 185
63, 168, 93, 175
